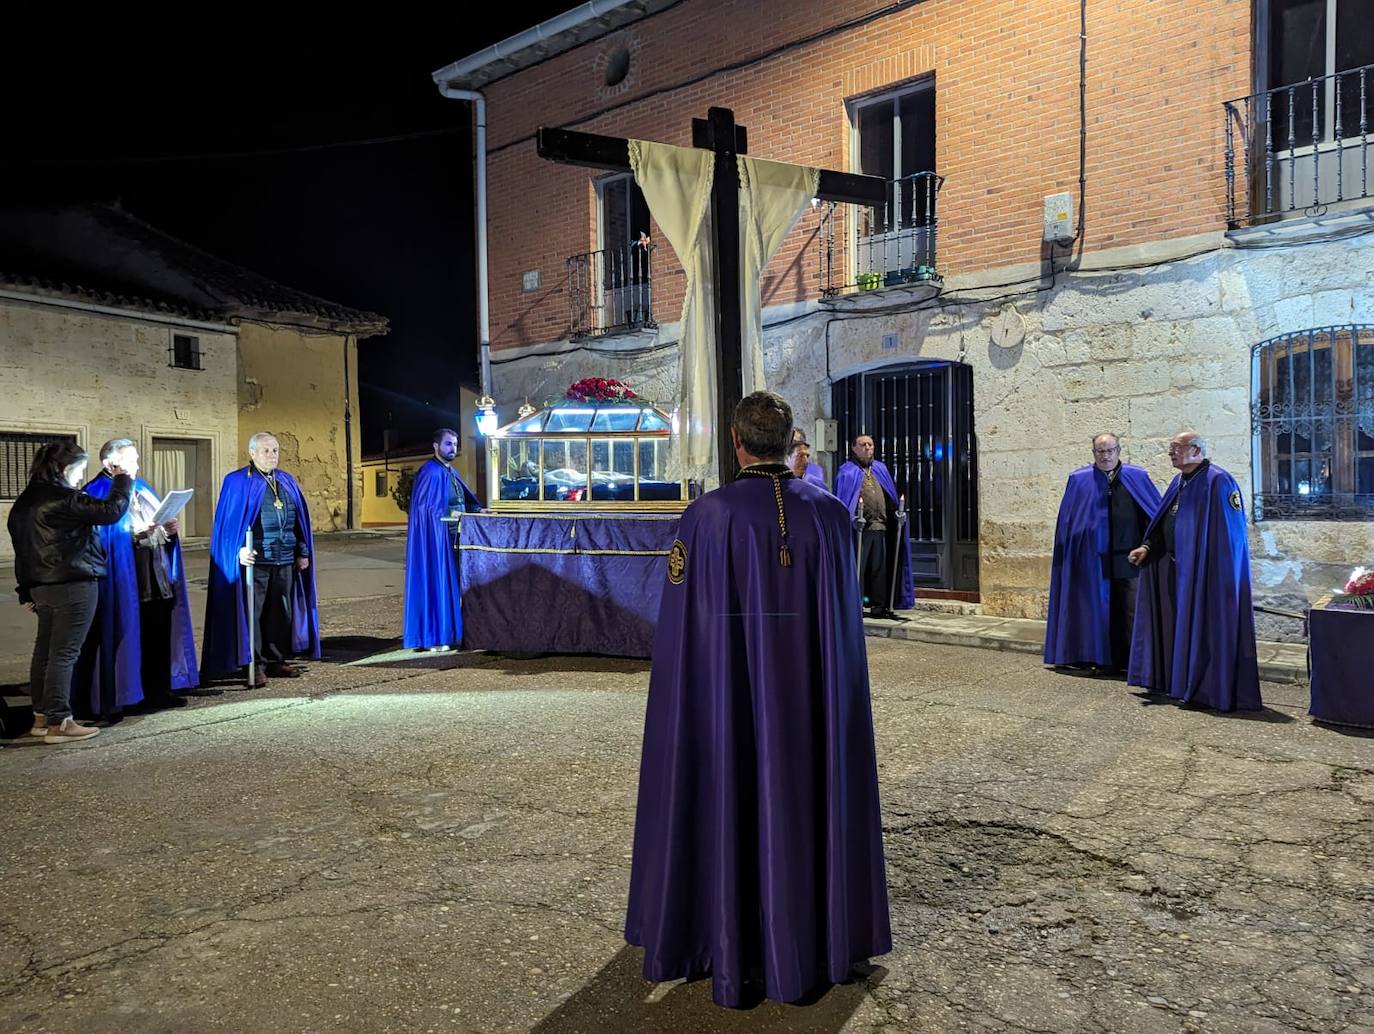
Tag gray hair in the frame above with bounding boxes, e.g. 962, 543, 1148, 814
247, 432, 278, 453
1091, 432, 1120, 449
1178, 429, 1210, 458
99, 437, 136, 463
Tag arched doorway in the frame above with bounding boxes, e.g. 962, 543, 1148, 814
832, 361, 979, 593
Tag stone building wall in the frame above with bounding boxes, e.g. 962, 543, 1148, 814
490, 226, 1374, 640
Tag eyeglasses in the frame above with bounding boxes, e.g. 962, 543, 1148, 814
1093, 447, 1119, 455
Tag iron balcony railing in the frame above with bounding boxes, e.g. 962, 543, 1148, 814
819, 171, 943, 297
567, 239, 656, 339
1225, 62, 1374, 227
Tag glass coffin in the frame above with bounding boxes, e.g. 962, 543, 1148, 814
488, 400, 686, 510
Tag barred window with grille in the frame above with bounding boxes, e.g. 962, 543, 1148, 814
1, 431, 79, 500
1252, 325, 1374, 520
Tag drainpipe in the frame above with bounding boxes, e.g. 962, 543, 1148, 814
436, 86, 492, 404
344, 332, 355, 529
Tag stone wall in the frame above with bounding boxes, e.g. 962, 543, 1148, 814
236, 323, 360, 532
0, 298, 239, 561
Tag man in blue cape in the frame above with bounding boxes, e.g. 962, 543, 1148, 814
1127, 430, 1261, 711
80, 438, 200, 717
834, 433, 914, 616
404, 427, 480, 651
626, 391, 890, 1009
203, 432, 320, 685
1044, 433, 1161, 673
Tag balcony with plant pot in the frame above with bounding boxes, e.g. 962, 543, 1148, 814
817, 170, 944, 309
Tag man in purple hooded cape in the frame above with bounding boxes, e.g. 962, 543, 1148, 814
202, 432, 320, 684
1127, 430, 1261, 711
790, 426, 829, 489
834, 433, 914, 615
404, 427, 480, 651
786, 435, 830, 494
80, 438, 199, 717
1044, 433, 1161, 672
626, 391, 890, 1009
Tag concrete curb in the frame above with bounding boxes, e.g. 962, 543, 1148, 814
863, 615, 1308, 685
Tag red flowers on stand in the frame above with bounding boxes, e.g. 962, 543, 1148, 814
566, 377, 638, 403
1335, 566, 1374, 609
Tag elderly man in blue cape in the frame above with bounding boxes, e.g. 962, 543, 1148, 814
203, 432, 320, 686
834, 432, 914, 617
1044, 432, 1161, 674
80, 438, 200, 716
1126, 430, 1262, 711
626, 391, 890, 1009
404, 427, 480, 652
790, 426, 828, 488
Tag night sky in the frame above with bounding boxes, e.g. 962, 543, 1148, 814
4, 9, 574, 454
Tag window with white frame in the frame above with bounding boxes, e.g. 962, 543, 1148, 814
852, 79, 937, 231
585, 173, 654, 333
849, 79, 938, 282
1263, 0, 1374, 145
597, 173, 651, 255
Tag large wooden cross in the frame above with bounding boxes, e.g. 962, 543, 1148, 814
538, 106, 886, 485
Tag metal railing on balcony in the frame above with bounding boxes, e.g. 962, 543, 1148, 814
819, 171, 943, 298
567, 239, 656, 339
1225, 62, 1374, 227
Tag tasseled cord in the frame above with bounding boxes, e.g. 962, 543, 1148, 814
770, 474, 792, 567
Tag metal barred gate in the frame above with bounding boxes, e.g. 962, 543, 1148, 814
832, 361, 979, 592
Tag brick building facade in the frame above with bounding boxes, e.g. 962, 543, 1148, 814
436, 0, 1374, 631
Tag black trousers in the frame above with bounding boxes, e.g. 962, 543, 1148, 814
139, 596, 175, 697
1108, 575, 1139, 672
252, 563, 294, 667
859, 530, 890, 611
29, 581, 99, 722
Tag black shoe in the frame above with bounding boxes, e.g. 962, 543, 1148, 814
144, 694, 189, 709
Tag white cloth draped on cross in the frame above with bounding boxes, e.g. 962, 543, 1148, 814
628, 139, 820, 474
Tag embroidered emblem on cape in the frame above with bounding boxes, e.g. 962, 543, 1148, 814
1228, 489, 1242, 512
667, 539, 688, 585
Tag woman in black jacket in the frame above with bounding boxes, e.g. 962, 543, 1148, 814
7, 441, 131, 744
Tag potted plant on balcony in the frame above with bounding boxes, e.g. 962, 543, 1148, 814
855, 271, 881, 291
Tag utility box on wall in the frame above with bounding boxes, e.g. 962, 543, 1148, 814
1043, 192, 1074, 242
814, 418, 839, 452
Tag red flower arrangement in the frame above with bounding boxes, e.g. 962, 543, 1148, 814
1333, 566, 1374, 609
566, 377, 638, 403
